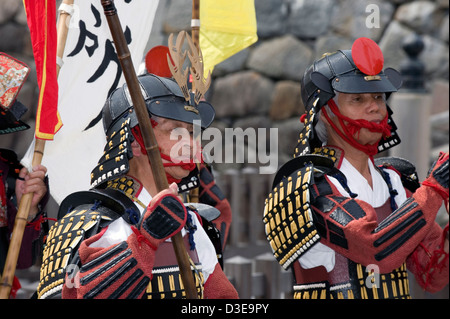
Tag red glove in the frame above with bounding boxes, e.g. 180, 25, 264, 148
422, 152, 449, 202
63, 183, 188, 299
138, 182, 187, 248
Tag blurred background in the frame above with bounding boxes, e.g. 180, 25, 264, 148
0, 0, 448, 299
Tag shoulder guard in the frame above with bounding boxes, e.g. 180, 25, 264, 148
58, 187, 140, 223
272, 154, 335, 189
263, 155, 334, 269
187, 202, 220, 222
375, 156, 420, 193
37, 188, 140, 299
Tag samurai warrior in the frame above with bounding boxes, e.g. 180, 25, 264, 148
36, 32, 238, 299
263, 37, 449, 299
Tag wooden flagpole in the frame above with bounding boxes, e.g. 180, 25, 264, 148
191, 0, 200, 49
99, 0, 198, 299
0, 0, 74, 299
188, 0, 201, 204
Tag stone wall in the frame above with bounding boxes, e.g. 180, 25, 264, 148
1, 0, 448, 170
154, 0, 449, 173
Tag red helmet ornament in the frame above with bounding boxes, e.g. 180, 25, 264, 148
351, 37, 384, 76
145, 45, 174, 78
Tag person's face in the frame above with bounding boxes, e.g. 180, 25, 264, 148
332, 92, 387, 145
153, 118, 199, 180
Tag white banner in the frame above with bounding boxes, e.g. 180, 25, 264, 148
22, 0, 159, 204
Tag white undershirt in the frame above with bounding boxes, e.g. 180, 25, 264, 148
89, 187, 218, 281
298, 158, 407, 272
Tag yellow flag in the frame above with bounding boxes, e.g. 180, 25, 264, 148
200, 0, 258, 75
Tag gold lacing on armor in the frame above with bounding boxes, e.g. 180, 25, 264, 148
37, 209, 111, 299
312, 146, 343, 166
90, 118, 132, 189
263, 165, 320, 269
293, 263, 411, 299
107, 176, 146, 209
295, 98, 319, 157
145, 257, 204, 299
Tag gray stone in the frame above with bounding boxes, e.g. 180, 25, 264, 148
14, 2, 28, 25
389, 31, 450, 80
269, 81, 304, 121
395, 1, 439, 34
0, 0, 21, 25
273, 117, 304, 157
255, 0, 289, 38
211, 71, 274, 118
288, 0, 334, 39
213, 49, 250, 77
162, 0, 191, 34
330, 0, 395, 42
437, 0, 450, 9
233, 116, 272, 131
379, 21, 414, 70
421, 35, 449, 79
314, 35, 354, 59
441, 14, 449, 43
386, 0, 409, 4
246, 35, 313, 81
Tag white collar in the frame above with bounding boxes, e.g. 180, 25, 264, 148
338, 158, 390, 207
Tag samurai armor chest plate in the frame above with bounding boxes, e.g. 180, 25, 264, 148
292, 199, 412, 299
293, 261, 411, 299
144, 237, 204, 299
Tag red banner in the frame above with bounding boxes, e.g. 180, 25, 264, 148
23, 0, 62, 140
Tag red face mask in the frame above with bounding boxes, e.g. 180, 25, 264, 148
131, 123, 199, 184
322, 99, 392, 156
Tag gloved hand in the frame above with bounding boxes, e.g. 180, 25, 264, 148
138, 182, 187, 248
423, 152, 449, 201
